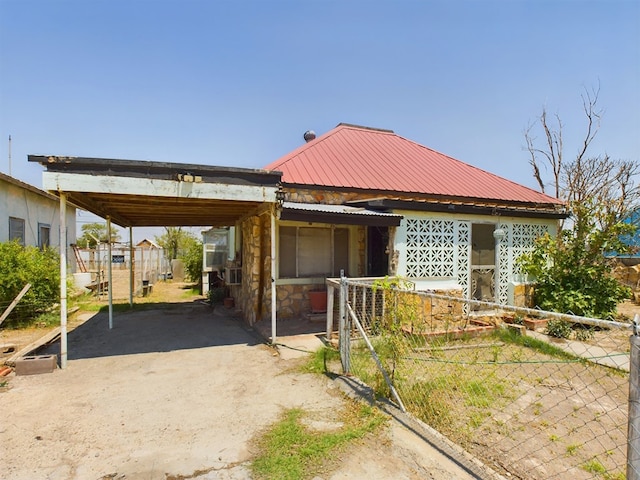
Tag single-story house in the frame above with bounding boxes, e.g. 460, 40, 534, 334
29, 124, 566, 363
0, 171, 76, 250
229, 123, 566, 325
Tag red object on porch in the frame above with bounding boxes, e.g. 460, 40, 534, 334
309, 290, 327, 313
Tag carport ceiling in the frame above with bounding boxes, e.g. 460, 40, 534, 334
28, 155, 282, 228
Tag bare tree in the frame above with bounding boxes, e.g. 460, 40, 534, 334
525, 85, 602, 198
521, 86, 640, 317
563, 155, 640, 233
525, 84, 640, 230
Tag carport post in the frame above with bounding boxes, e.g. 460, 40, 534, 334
129, 226, 133, 307
59, 192, 68, 369
271, 208, 277, 344
107, 216, 113, 329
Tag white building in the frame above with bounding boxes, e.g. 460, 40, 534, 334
0, 172, 76, 250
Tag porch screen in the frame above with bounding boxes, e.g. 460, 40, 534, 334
406, 219, 456, 277
279, 226, 349, 278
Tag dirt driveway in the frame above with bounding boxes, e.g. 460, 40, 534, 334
1, 286, 496, 480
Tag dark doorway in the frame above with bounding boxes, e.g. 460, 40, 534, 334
367, 226, 389, 277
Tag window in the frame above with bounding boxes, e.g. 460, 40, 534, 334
279, 225, 350, 278
9, 217, 25, 245
38, 223, 51, 249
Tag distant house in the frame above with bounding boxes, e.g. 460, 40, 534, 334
230, 124, 567, 324
0, 172, 76, 250
136, 238, 160, 249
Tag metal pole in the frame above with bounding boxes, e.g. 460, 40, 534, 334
628, 315, 640, 480
326, 284, 335, 341
129, 227, 133, 307
8, 134, 11, 176
107, 216, 113, 330
270, 208, 277, 345
347, 303, 406, 412
59, 193, 68, 368
339, 272, 350, 374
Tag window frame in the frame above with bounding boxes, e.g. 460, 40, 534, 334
38, 222, 51, 249
277, 222, 352, 280
9, 216, 25, 246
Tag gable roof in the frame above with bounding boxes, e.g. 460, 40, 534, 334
0, 171, 59, 202
264, 123, 562, 207
136, 238, 160, 248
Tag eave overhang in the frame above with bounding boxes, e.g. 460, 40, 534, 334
280, 202, 403, 227
347, 198, 569, 220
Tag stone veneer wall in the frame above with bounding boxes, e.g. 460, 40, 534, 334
287, 188, 390, 205
276, 284, 322, 319
237, 213, 266, 325
510, 282, 535, 308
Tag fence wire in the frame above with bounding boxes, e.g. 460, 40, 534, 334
334, 277, 634, 480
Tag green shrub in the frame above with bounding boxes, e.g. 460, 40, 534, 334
573, 325, 596, 341
545, 319, 572, 339
179, 235, 203, 285
0, 241, 60, 327
519, 228, 631, 319
208, 286, 227, 305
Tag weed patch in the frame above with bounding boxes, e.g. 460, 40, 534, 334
250, 400, 387, 480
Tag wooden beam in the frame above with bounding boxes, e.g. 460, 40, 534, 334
43, 172, 278, 203
4, 327, 61, 366
0, 283, 31, 327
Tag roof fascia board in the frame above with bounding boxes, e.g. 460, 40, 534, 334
42, 171, 278, 203
29, 155, 282, 186
350, 198, 568, 220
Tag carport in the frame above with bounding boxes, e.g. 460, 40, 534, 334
28, 155, 283, 368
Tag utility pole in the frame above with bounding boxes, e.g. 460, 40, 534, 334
8, 135, 12, 176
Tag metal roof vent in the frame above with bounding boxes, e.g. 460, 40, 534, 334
303, 130, 316, 142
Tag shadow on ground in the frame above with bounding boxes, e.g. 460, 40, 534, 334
41, 300, 261, 361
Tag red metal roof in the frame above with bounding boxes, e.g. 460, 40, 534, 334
264, 124, 563, 206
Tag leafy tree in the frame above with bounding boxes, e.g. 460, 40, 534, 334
155, 227, 184, 260
180, 234, 203, 284
521, 86, 639, 317
155, 227, 203, 283
76, 222, 121, 248
0, 241, 61, 327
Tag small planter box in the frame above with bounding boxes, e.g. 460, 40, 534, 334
523, 318, 548, 331
15, 354, 57, 376
402, 320, 496, 340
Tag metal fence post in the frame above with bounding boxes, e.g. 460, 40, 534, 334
629, 316, 640, 480
339, 272, 350, 374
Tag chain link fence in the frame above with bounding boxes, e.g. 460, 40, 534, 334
328, 276, 636, 480
74, 244, 170, 299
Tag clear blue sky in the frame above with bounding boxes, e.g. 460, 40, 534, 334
1, 0, 639, 239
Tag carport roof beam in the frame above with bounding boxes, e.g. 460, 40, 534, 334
28, 155, 284, 228
41, 171, 277, 202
